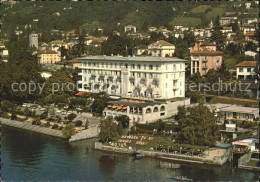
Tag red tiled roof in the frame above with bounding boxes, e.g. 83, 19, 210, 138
190, 50, 223, 55
38, 50, 58, 54
236, 61, 257, 67
244, 32, 256, 37
68, 58, 81, 63
150, 40, 173, 47
75, 91, 85, 96
223, 27, 232, 30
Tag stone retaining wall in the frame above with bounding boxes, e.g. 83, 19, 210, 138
0, 117, 64, 138
94, 142, 228, 165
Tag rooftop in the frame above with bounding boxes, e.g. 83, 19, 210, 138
78, 55, 186, 62
149, 40, 174, 47
190, 50, 223, 55
68, 58, 81, 63
49, 40, 67, 45
38, 50, 58, 54
236, 61, 257, 67
107, 99, 165, 108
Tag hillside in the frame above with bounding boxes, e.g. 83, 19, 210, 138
1, 1, 257, 38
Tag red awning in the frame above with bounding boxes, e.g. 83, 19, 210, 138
117, 106, 122, 110
108, 105, 112, 108
129, 100, 133, 103
141, 101, 145, 103
234, 141, 250, 146
123, 106, 127, 109
123, 99, 128, 102
112, 105, 117, 109
135, 101, 139, 103
75, 91, 85, 96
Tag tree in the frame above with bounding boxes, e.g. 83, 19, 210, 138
155, 119, 165, 132
99, 116, 118, 143
62, 122, 75, 139
91, 92, 110, 115
85, 119, 89, 129
175, 106, 186, 121
211, 16, 226, 50
114, 115, 129, 129
75, 120, 83, 127
177, 103, 219, 146
67, 113, 77, 121
117, 121, 123, 136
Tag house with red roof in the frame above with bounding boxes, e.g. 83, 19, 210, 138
236, 61, 258, 80
190, 42, 223, 75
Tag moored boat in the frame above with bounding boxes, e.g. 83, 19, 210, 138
172, 176, 193, 181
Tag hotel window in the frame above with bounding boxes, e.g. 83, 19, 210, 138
173, 64, 176, 71
93, 62, 96, 67
120, 63, 122, 68
132, 72, 135, 77
156, 65, 159, 70
106, 63, 108, 68
149, 73, 153, 78
137, 64, 141, 69
111, 63, 113, 68
137, 73, 141, 78
166, 73, 168, 78
247, 68, 251, 72
97, 63, 99, 68
144, 73, 147, 78
144, 64, 146, 70
102, 63, 104, 68
131, 64, 135, 69
84, 77, 86, 82
125, 64, 128, 68
115, 63, 117, 68
239, 68, 243, 72
165, 65, 168, 70
149, 65, 153, 70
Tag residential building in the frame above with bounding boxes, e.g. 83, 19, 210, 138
29, 33, 38, 49
149, 26, 157, 32
244, 32, 257, 43
245, 51, 258, 57
41, 72, 52, 79
190, 42, 223, 75
39, 42, 49, 50
85, 36, 108, 47
37, 50, 61, 64
236, 61, 257, 80
232, 137, 259, 152
221, 27, 233, 34
77, 55, 191, 124
135, 45, 148, 56
49, 40, 68, 51
220, 17, 237, 25
124, 25, 137, 33
148, 40, 175, 57
241, 18, 258, 25
67, 58, 81, 69
157, 28, 172, 38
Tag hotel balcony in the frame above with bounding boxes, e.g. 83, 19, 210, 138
203, 60, 208, 63
78, 72, 83, 75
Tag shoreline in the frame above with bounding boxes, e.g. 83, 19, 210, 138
94, 142, 230, 166
0, 117, 64, 139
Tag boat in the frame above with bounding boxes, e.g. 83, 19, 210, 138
172, 176, 193, 181
134, 152, 143, 159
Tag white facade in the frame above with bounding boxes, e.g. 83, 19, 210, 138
78, 56, 185, 99
148, 40, 175, 57
236, 66, 256, 80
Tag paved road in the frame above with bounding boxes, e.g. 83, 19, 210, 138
20, 105, 101, 126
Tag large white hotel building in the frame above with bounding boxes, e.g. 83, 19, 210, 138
78, 56, 190, 124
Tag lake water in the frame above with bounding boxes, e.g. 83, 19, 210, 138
1, 125, 259, 181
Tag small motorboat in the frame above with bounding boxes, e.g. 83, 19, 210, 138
134, 152, 143, 159
172, 176, 193, 181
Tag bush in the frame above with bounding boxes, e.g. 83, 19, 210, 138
52, 124, 59, 129
75, 120, 83, 127
59, 126, 64, 130
32, 118, 41, 125
62, 123, 75, 139
85, 119, 89, 129
67, 113, 77, 121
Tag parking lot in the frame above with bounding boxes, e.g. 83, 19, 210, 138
21, 103, 100, 126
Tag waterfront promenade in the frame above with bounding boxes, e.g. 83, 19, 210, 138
95, 142, 231, 166
0, 117, 64, 138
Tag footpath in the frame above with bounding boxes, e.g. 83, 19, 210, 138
95, 142, 231, 166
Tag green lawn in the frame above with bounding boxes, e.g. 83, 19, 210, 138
223, 56, 237, 69
172, 17, 201, 27
206, 7, 226, 19
246, 160, 259, 167
208, 97, 258, 108
191, 5, 211, 14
